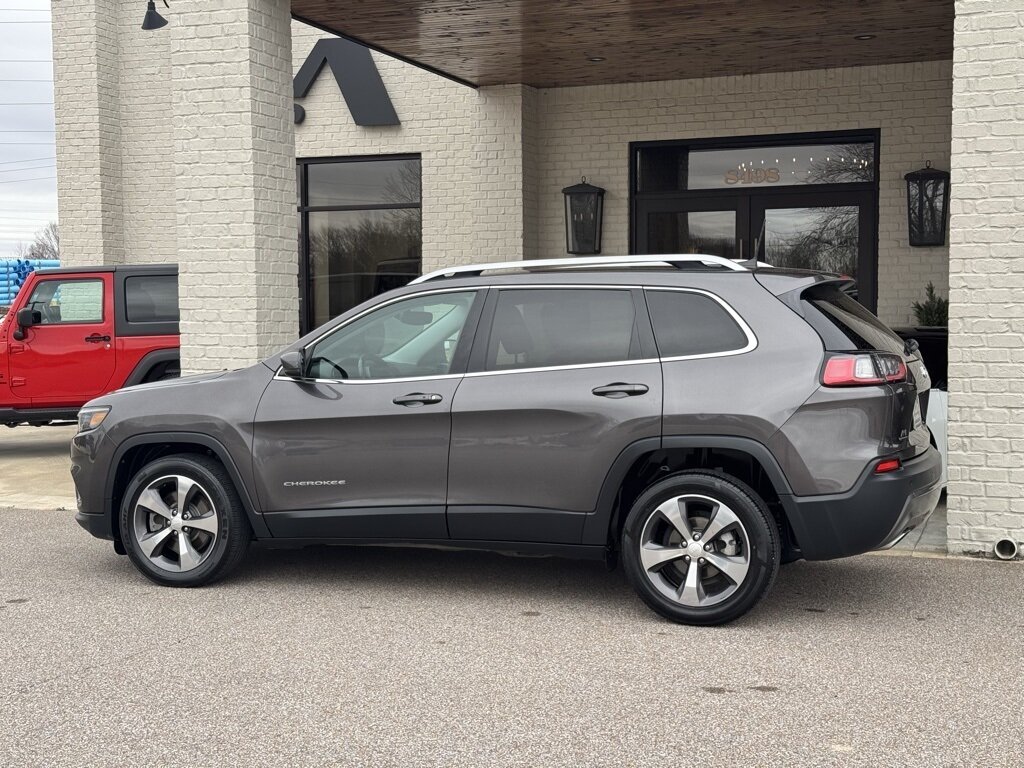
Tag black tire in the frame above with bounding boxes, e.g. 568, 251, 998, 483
119, 454, 251, 587
622, 470, 780, 625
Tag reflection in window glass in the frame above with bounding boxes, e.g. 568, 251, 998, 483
646, 290, 749, 358
307, 158, 421, 207
487, 289, 638, 371
307, 208, 422, 329
307, 291, 476, 380
763, 206, 858, 276
126, 275, 178, 323
647, 211, 736, 258
688, 144, 874, 189
26, 279, 103, 324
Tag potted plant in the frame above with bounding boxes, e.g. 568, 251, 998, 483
912, 281, 948, 329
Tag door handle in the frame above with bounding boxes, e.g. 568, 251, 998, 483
592, 382, 649, 399
85, 334, 111, 343
393, 392, 443, 407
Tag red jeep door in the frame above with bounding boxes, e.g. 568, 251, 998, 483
8, 274, 117, 406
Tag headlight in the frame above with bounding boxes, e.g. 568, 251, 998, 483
77, 406, 110, 433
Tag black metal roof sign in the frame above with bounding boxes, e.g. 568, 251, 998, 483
293, 38, 400, 127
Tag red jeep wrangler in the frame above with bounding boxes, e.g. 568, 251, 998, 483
0, 264, 179, 427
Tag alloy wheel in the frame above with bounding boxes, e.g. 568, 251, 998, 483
132, 474, 219, 573
638, 493, 751, 607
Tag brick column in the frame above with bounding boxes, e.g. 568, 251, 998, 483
171, 0, 298, 372
473, 85, 539, 263
52, 0, 125, 267
946, 0, 1024, 556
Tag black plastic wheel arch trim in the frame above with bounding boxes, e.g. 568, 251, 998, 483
122, 348, 181, 388
105, 431, 271, 539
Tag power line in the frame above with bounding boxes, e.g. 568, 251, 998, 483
0, 156, 53, 165
0, 130, 54, 133
0, 162, 55, 173
0, 78, 53, 82
0, 59, 52, 63
0, 174, 54, 184
0, 102, 54, 105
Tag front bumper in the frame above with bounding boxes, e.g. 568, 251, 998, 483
70, 426, 116, 540
783, 446, 943, 561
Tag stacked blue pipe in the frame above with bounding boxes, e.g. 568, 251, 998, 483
0, 259, 60, 306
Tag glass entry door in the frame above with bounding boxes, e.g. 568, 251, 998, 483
634, 190, 875, 307
751, 190, 875, 306
631, 132, 880, 309
635, 197, 750, 260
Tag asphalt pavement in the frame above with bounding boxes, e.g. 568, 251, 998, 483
1, 505, 1022, 767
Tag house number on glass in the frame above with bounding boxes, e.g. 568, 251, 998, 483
724, 167, 781, 185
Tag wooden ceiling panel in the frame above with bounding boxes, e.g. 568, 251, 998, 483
291, 0, 954, 88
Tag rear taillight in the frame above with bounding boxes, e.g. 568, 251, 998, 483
822, 353, 907, 387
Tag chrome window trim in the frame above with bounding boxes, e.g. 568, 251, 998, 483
274, 282, 757, 384
644, 286, 758, 361
463, 357, 660, 379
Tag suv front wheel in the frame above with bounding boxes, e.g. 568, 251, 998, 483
119, 454, 251, 587
622, 471, 780, 625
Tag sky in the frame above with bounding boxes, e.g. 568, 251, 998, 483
0, 1, 55, 260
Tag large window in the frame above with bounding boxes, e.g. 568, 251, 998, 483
298, 156, 422, 332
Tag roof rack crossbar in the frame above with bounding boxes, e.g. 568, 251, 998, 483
410, 254, 748, 284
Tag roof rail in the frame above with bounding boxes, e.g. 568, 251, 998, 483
410, 254, 749, 284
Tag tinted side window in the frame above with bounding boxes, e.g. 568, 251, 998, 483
800, 285, 904, 354
646, 290, 750, 358
486, 289, 639, 371
125, 275, 178, 323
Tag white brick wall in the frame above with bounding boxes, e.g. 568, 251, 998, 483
293, 28, 952, 325
946, 0, 1024, 557
535, 62, 953, 327
53, 0, 125, 268
172, 0, 298, 372
291, 24, 535, 270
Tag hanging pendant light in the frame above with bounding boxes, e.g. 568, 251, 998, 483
142, 0, 169, 30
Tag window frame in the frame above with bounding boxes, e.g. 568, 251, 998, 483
25, 277, 105, 326
643, 287, 758, 362
280, 287, 485, 384
297, 153, 423, 335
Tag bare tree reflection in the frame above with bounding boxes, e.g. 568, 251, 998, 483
767, 145, 869, 275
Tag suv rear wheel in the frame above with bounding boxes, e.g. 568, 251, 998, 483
622, 471, 780, 625
119, 454, 251, 587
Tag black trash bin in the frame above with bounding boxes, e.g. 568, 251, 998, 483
893, 326, 948, 390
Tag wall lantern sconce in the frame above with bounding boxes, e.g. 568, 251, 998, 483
142, 0, 169, 30
562, 176, 605, 255
904, 161, 950, 247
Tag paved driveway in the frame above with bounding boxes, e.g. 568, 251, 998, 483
0, 425, 76, 509
1, 506, 1022, 767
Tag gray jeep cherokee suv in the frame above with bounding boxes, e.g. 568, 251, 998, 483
71, 255, 942, 625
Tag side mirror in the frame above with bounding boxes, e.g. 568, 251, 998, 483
279, 350, 305, 379
12, 307, 41, 341
17, 307, 40, 328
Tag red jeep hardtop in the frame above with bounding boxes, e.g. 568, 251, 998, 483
0, 264, 179, 426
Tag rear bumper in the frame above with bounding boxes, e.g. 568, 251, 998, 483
783, 446, 943, 560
